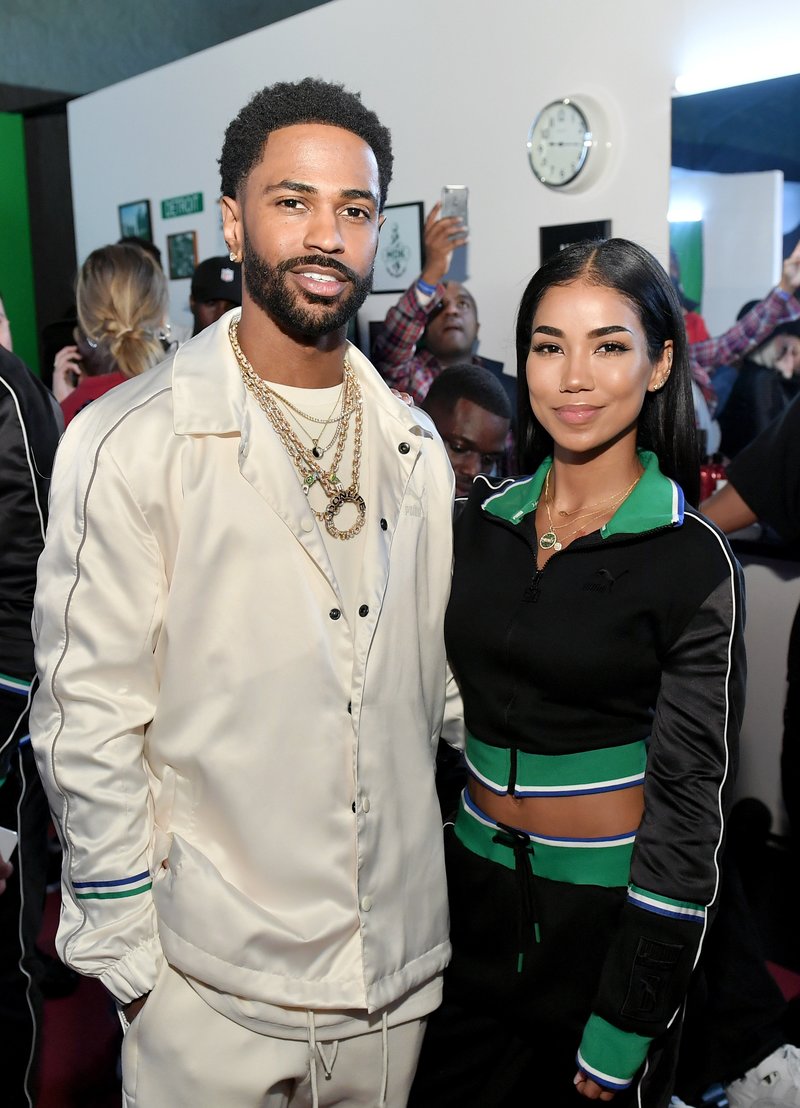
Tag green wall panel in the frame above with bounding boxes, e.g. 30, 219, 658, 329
0, 112, 38, 373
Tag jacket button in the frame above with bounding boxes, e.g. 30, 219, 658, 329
398, 442, 410, 454
380, 518, 388, 530
358, 604, 369, 617
360, 895, 373, 912
362, 797, 371, 813
301, 517, 314, 533
329, 608, 341, 620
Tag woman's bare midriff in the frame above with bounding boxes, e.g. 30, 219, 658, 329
468, 778, 644, 838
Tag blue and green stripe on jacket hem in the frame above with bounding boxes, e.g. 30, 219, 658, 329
73, 870, 153, 900
465, 733, 647, 798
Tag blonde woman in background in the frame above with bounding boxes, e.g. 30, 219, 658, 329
53, 242, 169, 426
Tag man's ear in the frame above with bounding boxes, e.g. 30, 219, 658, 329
221, 195, 243, 263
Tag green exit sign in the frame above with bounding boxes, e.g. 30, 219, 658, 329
161, 192, 203, 219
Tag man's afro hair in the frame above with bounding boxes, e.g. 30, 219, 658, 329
219, 77, 393, 209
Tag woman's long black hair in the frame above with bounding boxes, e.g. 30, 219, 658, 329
515, 238, 700, 504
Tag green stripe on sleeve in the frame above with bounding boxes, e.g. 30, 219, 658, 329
579, 1013, 652, 1083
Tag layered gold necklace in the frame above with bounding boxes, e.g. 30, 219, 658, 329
229, 318, 366, 540
539, 468, 641, 552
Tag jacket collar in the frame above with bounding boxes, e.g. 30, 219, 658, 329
482, 450, 684, 538
171, 308, 431, 441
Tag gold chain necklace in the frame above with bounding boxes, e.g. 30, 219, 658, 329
539, 469, 641, 552
229, 319, 366, 540
273, 384, 347, 460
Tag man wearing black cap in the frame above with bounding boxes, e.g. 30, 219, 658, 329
190, 255, 242, 336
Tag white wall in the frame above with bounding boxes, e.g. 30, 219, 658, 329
670, 168, 783, 334
66, 0, 800, 359
738, 557, 800, 834
67, 0, 800, 361
69, 0, 679, 360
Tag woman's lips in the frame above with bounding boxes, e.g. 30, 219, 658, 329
554, 405, 602, 424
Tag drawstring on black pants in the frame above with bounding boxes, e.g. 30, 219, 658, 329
493, 821, 540, 972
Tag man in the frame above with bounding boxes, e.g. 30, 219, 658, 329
31, 78, 455, 1107
689, 240, 800, 413
189, 254, 242, 335
1, 343, 62, 1108
421, 364, 511, 499
372, 201, 494, 404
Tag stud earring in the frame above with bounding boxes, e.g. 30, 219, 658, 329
229, 251, 240, 263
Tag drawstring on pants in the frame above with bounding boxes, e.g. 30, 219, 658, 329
305, 1008, 389, 1107
379, 1010, 389, 1106
493, 821, 540, 971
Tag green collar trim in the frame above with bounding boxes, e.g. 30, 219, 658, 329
482, 450, 684, 539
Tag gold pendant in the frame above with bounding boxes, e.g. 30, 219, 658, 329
539, 530, 559, 550
324, 490, 367, 540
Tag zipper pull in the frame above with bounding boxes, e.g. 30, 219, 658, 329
524, 569, 542, 603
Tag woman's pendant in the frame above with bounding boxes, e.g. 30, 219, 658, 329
539, 530, 560, 551
312, 444, 323, 459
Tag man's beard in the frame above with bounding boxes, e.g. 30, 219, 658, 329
242, 232, 373, 337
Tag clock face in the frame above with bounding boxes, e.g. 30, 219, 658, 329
528, 100, 591, 188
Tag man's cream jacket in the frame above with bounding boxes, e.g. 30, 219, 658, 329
31, 312, 455, 1011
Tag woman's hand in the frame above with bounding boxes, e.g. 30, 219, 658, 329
574, 1070, 616, 1101
52, 344, 83, 401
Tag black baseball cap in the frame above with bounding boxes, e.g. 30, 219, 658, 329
191, 256, 242, 304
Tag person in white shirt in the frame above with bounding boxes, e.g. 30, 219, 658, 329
31, 77, 456, 1108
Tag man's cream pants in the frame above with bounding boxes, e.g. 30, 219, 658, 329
121, 962, 427, 1107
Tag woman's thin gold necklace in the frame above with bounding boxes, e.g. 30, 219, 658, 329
229, 318, 366, 540
539, 468, 641, 552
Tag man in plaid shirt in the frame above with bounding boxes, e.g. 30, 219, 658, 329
689, 240, 800, 413
372, 201, 495, 404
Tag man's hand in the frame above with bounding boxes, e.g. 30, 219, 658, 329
574, 1070, 616, 1101
420, 201, 469, 288
0, 852, 13, 896
779, 240, 800, 295
123, 993, 149, 1024
52, 345, 83, 402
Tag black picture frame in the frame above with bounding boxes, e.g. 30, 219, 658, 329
539, 220, 612, 264
118, 199, 153, 242
167, 230, 198, 280
373, 201, 424, 293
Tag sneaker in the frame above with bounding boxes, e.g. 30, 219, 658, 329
726, 1044, 800, 1107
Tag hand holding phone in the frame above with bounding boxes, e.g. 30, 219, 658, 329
440, 185, 469, 232
420, 189, 469, 286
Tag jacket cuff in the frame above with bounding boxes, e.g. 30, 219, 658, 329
97, 933, 164, 1005
577, 1014, 652, 1090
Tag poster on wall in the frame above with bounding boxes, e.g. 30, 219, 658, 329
118, 199, 153, 242
539, 220, 612, 263
167, 231, 198, 280
373, 202, 424, 293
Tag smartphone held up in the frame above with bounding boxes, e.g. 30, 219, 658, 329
441, 185, 468, 234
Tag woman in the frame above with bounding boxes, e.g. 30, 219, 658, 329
718, 312, 800, 458
410, 239, 746, 1107
52, 242, 169, 425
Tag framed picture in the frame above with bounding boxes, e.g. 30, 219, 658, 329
539, 219, 612, 264
167, 230, 198, 280
373, 201, 424, 293
118, 199, 153, 242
